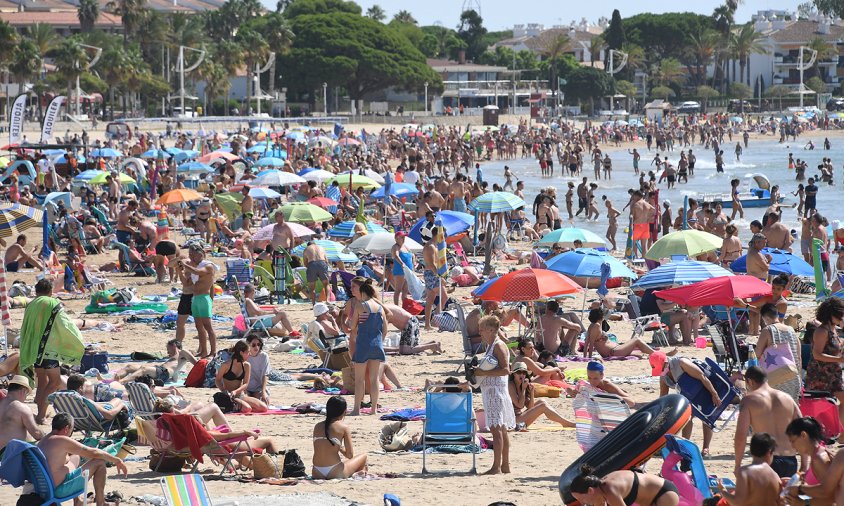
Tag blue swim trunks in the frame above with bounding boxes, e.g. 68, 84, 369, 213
424, 270, 439, 291
54, 467, 86, 498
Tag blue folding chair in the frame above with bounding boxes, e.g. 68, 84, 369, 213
708, 305, 749, 334
421, 386, 477, 474
677, 358, 740, 432
661, 435, 712, 499
0, 439, 89, 505
48, 391, 118, 438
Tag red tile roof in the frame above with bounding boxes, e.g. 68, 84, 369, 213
0, 11, 122, 27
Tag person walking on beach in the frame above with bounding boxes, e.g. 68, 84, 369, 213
348, 279, 387, 416
630, 190, 654, 258
575, 178, 588, 217
603, 196, 620, 251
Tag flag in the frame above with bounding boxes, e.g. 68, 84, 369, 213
40, 96, 65, 143
333, 122, 344, 138
8, 94, 27, 146
434, 217, 448, 278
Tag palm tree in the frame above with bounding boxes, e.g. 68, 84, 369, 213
198, 60, 229, 114
654, 58, 685, 88
588, 36, 604, 67
366, 5, 386, 22
51, 37, 87, 113
77, 0, 99, 33
393, 10, 417, 25
215, 40, 242, 115
10, 39, 40, 92
712, 4, 735, 92
236, 27, 269, 115
687, 30, 718, 86
539, 33, 570, 92
98, 43, 130, 119
26, 23, 57, 58
730, 24, 766, 86
256, 14, 294, 100
805, 36, 837, 79
105, 0, 148, 41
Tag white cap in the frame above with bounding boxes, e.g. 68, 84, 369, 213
663, 200, 671, 207
313, 302, 330, 317
450, 266, 464, 278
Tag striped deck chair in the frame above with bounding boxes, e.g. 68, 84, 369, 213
225, 258, 252, 290
49, 391, 120, 438
572, 381, 631, 452
125, 382, 158, 421
161, 474, 237, 506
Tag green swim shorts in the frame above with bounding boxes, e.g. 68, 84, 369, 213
54, 467, 86, 498
191, 294, 213, 318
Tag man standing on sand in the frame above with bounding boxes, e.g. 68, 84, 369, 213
0, 375, 43, 454
575, 177, 588, 217
762, 212, 792, 251
38, 413, 128, 506
303, 241, 330, 304
734, 366, 803, 479
240, 185, 254, 231
271, 210, 294, 251
422, 227, 446, 330
177, 244, 218, 358
630, 190, 654, 258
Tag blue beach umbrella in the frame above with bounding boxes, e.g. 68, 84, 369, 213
471, 275, 501, 298
290, 240, 359, 263
177, 161, 215, 173
408, 211, 475, 244
74, 169, 105, 181
247, 144, 270, 153
537, 226, 606, 248
631, 260, 734, 290
730, 248, 813, 277
370, 182, 419, 199
41, 208, 51, 260
468, 192, 526, 213
53, 154, 85, 164
544, 248, 637, 280
256, 157, 286, 168
141, 148, 170, 159
327, 220, 388, 238
248, 187, 282, 199
89, 148, 122, 158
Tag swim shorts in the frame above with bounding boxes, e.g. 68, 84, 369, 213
399, 316, 420, 347
177, 294, 193, 316
771, 455, 798, 478
633, 222, 650, 240
453, 198, 466, 213
54, 468, 86, 498
5, 262, 18, 272
424, 270, 439, 291
191, 294, 213, 319
306, 260, 330, 283
154, 365, 170, 382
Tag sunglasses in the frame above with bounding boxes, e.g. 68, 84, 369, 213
250, 343, 261, 348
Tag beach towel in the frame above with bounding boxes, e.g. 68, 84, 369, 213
158, 413, 213, 462
228, 409, 299, 416
411, 443, 481, 454
403, 264, 424, 301
19, 296, 85, 384
380, 408, 425, 421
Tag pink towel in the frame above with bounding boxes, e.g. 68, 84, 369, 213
227, 409, 299, 416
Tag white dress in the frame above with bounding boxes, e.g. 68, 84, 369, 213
479, 340, 516, 430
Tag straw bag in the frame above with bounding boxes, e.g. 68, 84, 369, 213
252, 452, 281, 479
379, 422, 414, 452
342, 366, 355, 392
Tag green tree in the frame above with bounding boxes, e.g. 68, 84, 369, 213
0, 20, 18, 72
50, 36, 87, 111
539, 33, 570, 91
615, 79, 637, 110
10, 39, 40, 101
563, 66, 614, 111
764, 84, 790, 111
421, 25, 465, 60
686, 29, 718, 86
588, 36, 604, 67
696, 85, 719, 110
730, 23, 766, 85
246, 12, 294, 101
284, 0, 360, 18
235, 26, 269, 114
457, 9, 487, 62
215, 40, 243, 114
653, 57, 685, 88
728, 81, 752, 99
392, 10, 416, 25
26, 23, 57, 57
77, 0, 99, 33
623, 12, 715, 62
199, 60, 230, 114
806, 36, 837, 78
797, 2, 817, 18
105, 0, 148, 41
606, 9, 625, 50
279, 12, 441, 103
98, 42, 130, 119
366, 5, 385, 22
650, 85, 675, 100
814, 0, 844, 18
806, 76, 827, 94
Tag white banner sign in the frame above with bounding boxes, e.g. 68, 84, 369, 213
40, 96, 65, 143
8, 94, 27, 145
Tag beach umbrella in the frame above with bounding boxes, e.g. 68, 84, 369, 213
43, 192, 73, 211
214, 192, 243, 220
141, 148, 170, 159
0, 202, 43, 238
337, 137, 360, 146
290, 240, 359, 263
408, 211, 474, 244
252, 222, 316, 242
327, 220, 388, 238
302, 169, 336, 182
89, 172, 136, 185
545, 248, 637, 280
645, 230, 723, 261
73, 169, 105, 182
325, 174, 380, 190
177, 161, 215, 173
198, 151, 239, 164
246, 144, 270, 153
307, 197, 338, 209
655, 275, 772, 307
156, 189, 204, 205
253, 170, 305, 186
729, 248, 813, 277
248, 187, 282, 199
631, 260, 734, 290
348, 232, 423, 255
468, 192, 526, 213
255, 157, 286, 168
370, 182, 418, 199
51, 153, 85, 165
338, 169, 385, 184
275, 202, 332, 223
89, 148, 122, 158
537, 226, 607, 248
476, 268, 581, 302
0, 156, 10, 168
308, 135, 335, 146
470, 275, 501, 298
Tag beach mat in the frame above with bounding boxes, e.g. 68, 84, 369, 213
228, 409, 299, 416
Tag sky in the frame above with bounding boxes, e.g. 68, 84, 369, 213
340, 1, 805, 30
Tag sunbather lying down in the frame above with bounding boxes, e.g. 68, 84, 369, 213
312, 363, 403, 392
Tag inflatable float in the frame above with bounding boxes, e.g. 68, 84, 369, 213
559, 394, 691, 505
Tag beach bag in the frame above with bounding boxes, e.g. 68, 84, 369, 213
281, 449, 306, 478
149, 449, 187, 473
341, 366, 355, 392
232, 314, 247, 336
432, 310, 460, 332
204, 350, 232, 388
112, 288, 134, 304
90, 288, 116, 305
379, 422, 414, 452
252, 452, 281, 479
403, 264, 425, 301
532, 383, 561, 398
80, 350, 109, 374
184, 359, 208, 388
401, 298, 424, 316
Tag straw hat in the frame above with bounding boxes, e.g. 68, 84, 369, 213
8, 375, 31, 392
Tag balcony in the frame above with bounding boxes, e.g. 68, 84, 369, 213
441, 80, 550, 98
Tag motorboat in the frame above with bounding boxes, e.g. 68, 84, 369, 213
699, 174, 784, 209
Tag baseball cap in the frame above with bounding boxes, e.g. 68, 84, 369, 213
649, 351, 667, 377
314, 302, 330, 317
9, 374, 32, 392
395, 231, 408, 238
511, 362, 528, 374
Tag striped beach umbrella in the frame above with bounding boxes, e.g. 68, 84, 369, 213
468, 192, 526, 213
327, 220, 388, 238
537, 227, 607, 248
0, 260, 10, 352
290, 240, 359, 263
632, 260, 733, 290
434, 216, 448, 278
476, 268, 581, 302
348, 232, 423, 255
73, 169, 106, 181
0, 202, 44, 238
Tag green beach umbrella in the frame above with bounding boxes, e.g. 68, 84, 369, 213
274, 202, 333, 223
645, 229, 723, 261
214, 192, 244, 221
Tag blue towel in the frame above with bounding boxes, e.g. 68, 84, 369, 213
303, 367, 334, 375
380, 408, 426, 421
0, 439, 40, 486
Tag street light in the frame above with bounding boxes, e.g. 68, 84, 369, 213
323, 82, 327, 115
424, 81, 429, 114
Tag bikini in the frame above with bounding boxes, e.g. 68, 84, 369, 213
622, 473, 679, 506
223, 362, 245, 382
312, 435, 345, 477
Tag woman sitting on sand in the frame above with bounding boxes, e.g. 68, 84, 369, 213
214, 340, 268, 414
312, 396, 368, 479
584, 308, 674, 359
508, 362, 574, 429
513, 339, 566, 384
570, 464, 680, 506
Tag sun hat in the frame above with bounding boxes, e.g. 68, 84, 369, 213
649, 351, 667, 377
8, 375, 31, 392
511, 362, 528, 374
314, 302, 330, 317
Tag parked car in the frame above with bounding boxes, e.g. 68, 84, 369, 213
728, 100, 758, 112
826, 97, 844, 111
677, 101, 701, 114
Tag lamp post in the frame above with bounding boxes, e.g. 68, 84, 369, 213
424, 81, 429, 113
322, 82, 327, 115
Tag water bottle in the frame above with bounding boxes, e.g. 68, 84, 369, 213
747, 345, 759, 368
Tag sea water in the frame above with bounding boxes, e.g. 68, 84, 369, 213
478, 136, 843, 245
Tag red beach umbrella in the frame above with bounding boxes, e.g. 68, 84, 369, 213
307, 197, 339, 209
477, 268, 581, 302
654, 275, 772, 307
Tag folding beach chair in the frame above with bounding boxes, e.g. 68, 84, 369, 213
0, 440, 89, 505
125, 382, 159, 421
572, 382, 631, 452
305, 320, 351, 370
112, 241, 155, 276
708, 305, 749, 335
136, 418, 198, 474
627, 292, 670, 347
421, 386, 477, 474
799, 391, 843, 443
157, 413, 256, 477
230, 276, 271, 340
49, 391, 119, 438
706, 321, 745, 374
160, 474, 237, 506
677, 358, 740, 432
455, 303, 485, 373
660, 435, 713, 499
225, 258, 252, 290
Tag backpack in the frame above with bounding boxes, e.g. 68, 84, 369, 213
184, 359, 208, 388
203, 350, 232, 388
281, 449, 306, 478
